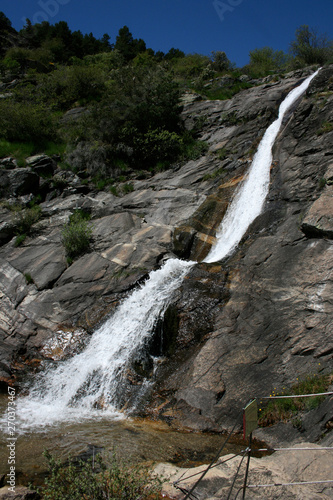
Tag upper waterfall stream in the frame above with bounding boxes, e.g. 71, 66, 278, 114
4, 69, 319, 432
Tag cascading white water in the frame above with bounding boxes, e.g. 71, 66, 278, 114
7, 69, 319, 431
204, 68, 320, 263
14, 259, 194, 429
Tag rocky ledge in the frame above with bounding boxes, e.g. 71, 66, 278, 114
155, 441, 333, 499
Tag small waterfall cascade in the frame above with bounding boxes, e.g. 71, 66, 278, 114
7, 69, 319, 431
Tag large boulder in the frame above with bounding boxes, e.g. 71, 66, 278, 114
0, 168, 39, 197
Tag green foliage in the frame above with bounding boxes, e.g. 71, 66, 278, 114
83, 50, 125, 71
211, 51, 232, 72
17, 19, 111, 64
3, 47, 32, 71
0, 100, 58, 147
114, 25, 146, 62
247, 46, 289, 77
13, 206, 42, 236
171, 53, 211, 79
61, 210, 92, 260
37, 65, 106, 110
122, 182, 134, 194
180, 133, 209, 161
317, 121, 333, 135
14, 234, 27, 247
131, 129, 184, 167
217, 147, 228, 161
0, 11, 17, 58
67, 65, 184, 172
258, 372, 332, 427
164, 47, 185, 60
40, 450, 161, 500
205, 80, 251, 101
290, 25, 333, 66
319, 177, 327, 189
202, 167, 225, 181
24, 272, 33, 284
0, 140, 33, 164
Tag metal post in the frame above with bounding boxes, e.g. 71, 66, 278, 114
242, 432, 252, 499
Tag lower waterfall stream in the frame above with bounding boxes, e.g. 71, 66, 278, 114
1, 70, 319, 441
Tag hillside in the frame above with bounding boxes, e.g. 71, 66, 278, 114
0, 64, 332, 435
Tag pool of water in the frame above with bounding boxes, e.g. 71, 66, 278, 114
0, 394, 243, 487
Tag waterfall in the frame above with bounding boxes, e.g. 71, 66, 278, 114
204, 68, 320, 263
8, 69, 319, 431
14, 259, 193, 429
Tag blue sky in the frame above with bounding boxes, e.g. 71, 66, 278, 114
1, 0, 333, 66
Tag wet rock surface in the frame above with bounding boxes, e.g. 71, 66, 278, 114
0, 67, 332, 448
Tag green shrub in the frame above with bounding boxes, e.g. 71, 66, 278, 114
24, 273, 33, 284
40, 450, 161, 500
180, 133, 208, 161
122, 182, 134, 194
13, 206, 42, 236
131, 128, 183, 167
205, 80, 251, 101
319, 177, 327, 189
258, 373, 332, 427
247, 46, 289, 77
0, 100, 58, 147
39, 65, 106, 110
52, 175, 68, 190
317, 121, 333, 135
14, 234, 27, 247
61, 210, 92, 260
171, 52, 211, 78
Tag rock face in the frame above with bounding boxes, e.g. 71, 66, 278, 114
0, 66, 332, 444
149, 65, 333, 432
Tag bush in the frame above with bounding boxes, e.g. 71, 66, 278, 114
0, 100, 58, 147
130, 128, 183, 167
247, 46, 289, 77
61, 210, 92, 260
171, 52, 211, 78
39, 64, 106, 110
40, 450, 161, 500
13, 206, 42, 235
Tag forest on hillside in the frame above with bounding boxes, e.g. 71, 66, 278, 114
0, 11, 332, 187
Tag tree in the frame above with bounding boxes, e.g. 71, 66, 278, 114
0, 11, 17, 56
290, 25, 333, 65
100, 33, 112, 51
114, 25, 141, 62
115, 26, 132, 58
248, 46, 288, 76
164, 47, 185, 60
211, 51, 231, 72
